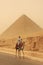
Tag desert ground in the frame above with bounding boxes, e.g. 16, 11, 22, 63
0, 52, 43, 65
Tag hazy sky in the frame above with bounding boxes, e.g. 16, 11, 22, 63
0, 0, 43, 34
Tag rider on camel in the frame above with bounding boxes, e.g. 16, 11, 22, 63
18, 36, 22, 45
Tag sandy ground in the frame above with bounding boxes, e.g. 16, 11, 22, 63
0, 47, 43, 62
0, 52, 43, 65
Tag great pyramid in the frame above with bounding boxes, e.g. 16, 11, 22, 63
0, 15, 42, 39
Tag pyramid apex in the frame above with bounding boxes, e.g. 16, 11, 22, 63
21, 14, 28, 17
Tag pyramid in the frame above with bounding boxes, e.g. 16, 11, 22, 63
0, 15, 42, 39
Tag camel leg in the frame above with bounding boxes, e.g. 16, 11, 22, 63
22, 49, 24, 58
18, 49, 21, 58
16, 49, 17, 56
